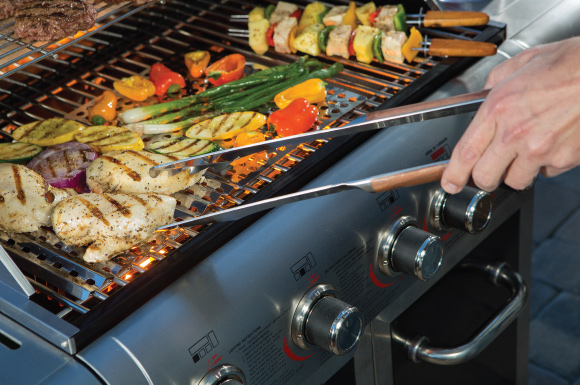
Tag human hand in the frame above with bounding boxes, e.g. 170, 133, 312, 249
440, 37, 580, 194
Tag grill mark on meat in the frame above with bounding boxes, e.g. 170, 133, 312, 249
0, 194, 4, 204
78, 196, 110, 227
103, 194, 132, 217
100, 155, 142, 182
131, 194, 149, 207
45, 190, 55, 204
128, 150, 159, 166
11, 164, 26, 205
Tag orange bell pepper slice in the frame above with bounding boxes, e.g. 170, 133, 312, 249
113, 76, 156, 102
185, 50, 211, 78
205, 54, 246, 86
88, 90, 117, 125
274, 78, 326, 109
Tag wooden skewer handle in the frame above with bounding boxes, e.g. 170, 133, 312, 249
369, 163, 448, 193
429, 39, 497, 57
423, 11, 490, 27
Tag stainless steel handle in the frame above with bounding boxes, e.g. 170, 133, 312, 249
392, 261, 527, 365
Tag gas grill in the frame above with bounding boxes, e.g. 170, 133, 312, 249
0, 0, 569, 384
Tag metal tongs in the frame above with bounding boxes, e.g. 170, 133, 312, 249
156, 90, 490, 230
149, 89, 489, 178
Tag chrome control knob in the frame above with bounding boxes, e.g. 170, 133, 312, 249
199, 364, 245, 385
379, 216, 444, 281
431, 187, 492, 234
292, 284, 364, 356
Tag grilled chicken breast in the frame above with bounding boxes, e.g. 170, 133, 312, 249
269, 1, 298, 25
273, 16, 297, 54
86, 149, 204, 195
373, 5, 398, 32
382, 31, 408, 64
326, 24, 352, 59
52, 193, 176, 262
0, 163, 76, 233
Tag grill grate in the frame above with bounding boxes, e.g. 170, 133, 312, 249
0, 0, 502, 336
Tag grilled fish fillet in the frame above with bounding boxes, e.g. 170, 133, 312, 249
86, 149, 204, 194
326, 24, 352, 59
52, 192, 176, 262
273, 16, 297, 54
0, 163, 76, 233
381, 31, 408, 64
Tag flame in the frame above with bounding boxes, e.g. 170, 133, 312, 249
139, 257, 155, 268
124, 274, 132, 280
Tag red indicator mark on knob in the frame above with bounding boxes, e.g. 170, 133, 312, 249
283, 337, 314, 361
369, 264, 401, 288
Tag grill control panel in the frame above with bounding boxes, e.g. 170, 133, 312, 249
379, 216, 444, 281
430, 187, 492, 234
199, 364, 246, 385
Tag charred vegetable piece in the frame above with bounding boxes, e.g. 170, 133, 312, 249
205, 54, 246, 86
113, 75, 156, 102
12, 118, 85, 147
401, 27, 423, 63
249, 18, 270, 55
185, 111, 267, 140
0, 142, 43, 164
27, 142, 98, 192
298, 2, 328, 32
353, 25, 380, 63
75, 125, 144, 153
185, 50, 211, 78
356, 2, 377, 26
318, 25, 336, 52
293, 23, 325, 56
274, 78, 326, 109
149, 63, 186, 96
149, 138, 217, 157
88, 90, 118, 125
267, 98, 318, 137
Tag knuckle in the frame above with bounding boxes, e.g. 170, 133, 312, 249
471, 168, 498, 192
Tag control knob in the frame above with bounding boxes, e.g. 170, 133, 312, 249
431, 186, 492, 234
379, 216, 444, 281
292, 284, 364, 356
199, 364, 245, 385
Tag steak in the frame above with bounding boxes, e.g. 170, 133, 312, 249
102, 0, 153, 4
14, 0, 97, 41
0, 0, 33, 20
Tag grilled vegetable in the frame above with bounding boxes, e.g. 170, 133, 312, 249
88, 90, 118, 125
149, 63, 186, 96
267, 98, 318, 137
356, 2, 377, 26
274, 78, 326, 109
75, 125, 144, 153
12, 118, 85, 147
113, 75, 156, 102
373, 30, 384, 63
342, 1, 358, 29
298, 2, 328, 31
149, 138, 217, 157
393, 4, 407, 32
293, 22, 325, 56
235, 131, 266, 147
249, 6, 266, 22
402, 27, 423, 63
353, 25, 380, 63
0, 142, 43, 164
185, 50, 211, 78
27, 142, 98, 192
185, 111, 267, 140
249, 18, 271, 55
205, 54, 246, 86
264, 4, 275, 21
318, 25, 336, 52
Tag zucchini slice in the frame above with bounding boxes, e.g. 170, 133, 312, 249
0, 142, 43, 164
185, 111, 267, 140
149, 138, 217, 157
75, 125, 144, 153
11, 118, 85, 147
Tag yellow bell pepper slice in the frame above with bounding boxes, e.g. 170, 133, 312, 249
402, 27, 423, 63
113, 75, 156, 102
342, 1, 358, 30
274, 78, 327, 109
184, 50, 211, 78
88, 90, 118, 125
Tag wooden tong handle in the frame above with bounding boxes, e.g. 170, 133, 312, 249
429, 38, 497, 57
423, 11, 490, 28
369, 162, 448, 193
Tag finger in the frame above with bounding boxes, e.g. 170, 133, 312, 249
501, 156, 541, 191
441, 108, 496, 194
469, 133, 517, 191
540, 165, 574, 178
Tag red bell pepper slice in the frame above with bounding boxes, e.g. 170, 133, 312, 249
348, 29, 357, 57
267, 98, 319, 137
266, 23, 277, 47
149, 63, 186, 96
369, 6, 381, 26
205, 54, 246, 86
289, 9, 302, 20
